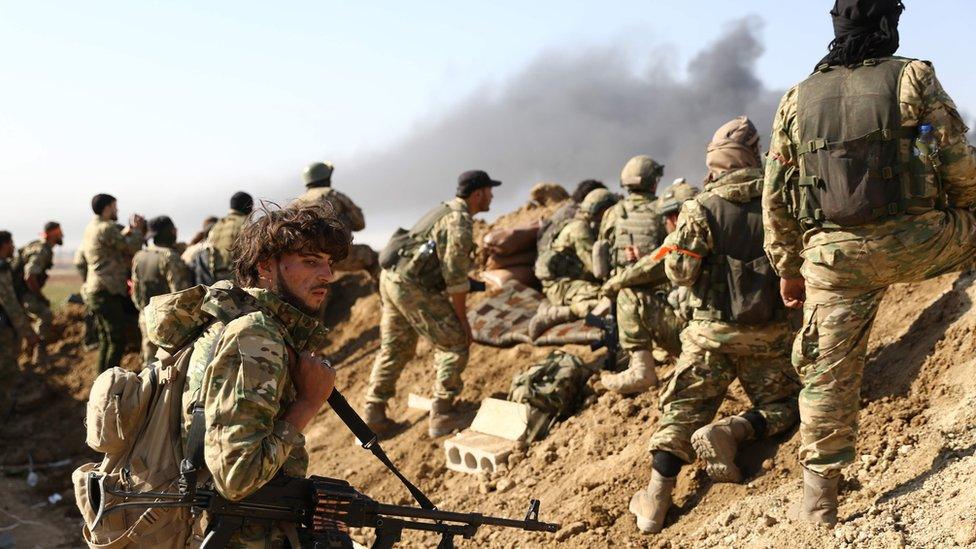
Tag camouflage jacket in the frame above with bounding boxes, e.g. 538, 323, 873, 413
763, 59, 976, 279
145, 282, 328, 504
293, 186, 366, 232
15, 239, 54, 292
73, 248, 88, 281
131, 245, 192, 310
664, 168, 764, 287
550, 215, 597, 278
80, 217, 144, 298
0, 259, 32, 337
599, 192, 666, 271
208, 210, 249, 281
430, 198, 475, 294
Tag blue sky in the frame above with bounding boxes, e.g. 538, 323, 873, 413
2, 1, 974, 251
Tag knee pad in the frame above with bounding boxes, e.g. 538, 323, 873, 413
652, 450, 684, 478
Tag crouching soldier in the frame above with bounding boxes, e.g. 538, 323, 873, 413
629, 117, 800, 534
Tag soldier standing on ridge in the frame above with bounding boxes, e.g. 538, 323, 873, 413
630, 117, 800, 534
363, 170, 498, 438
0, 231, 39, 411
131, 216, 192, 363
763, 0, 976, 525
13, 221, 63, 363
81, 193, 145, 372
209, 191, 253, 282
294, 162, 380, 281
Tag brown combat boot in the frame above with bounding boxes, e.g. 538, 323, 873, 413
428, 397, 459, 438
793, 468, 839, 527
527, 302, 574, 339
363, 401, 401, 436
691, 415, 754, 483
628, 470, 676, 534
600, 349, 658, 395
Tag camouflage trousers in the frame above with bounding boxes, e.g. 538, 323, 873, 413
0, 326, 19, 409
616, 287, 684, 357
21, 291, 53, 343
648, 319, 800, 464
541, 278, 601, 317
795, 209, 976, 478
137, 309, 157, 365
365, 270, 469, 403
88, 291, 131, 372
332, 243, 380, 279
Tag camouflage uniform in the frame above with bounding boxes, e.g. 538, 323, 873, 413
14, 239, 55, 341
293, 186, 378, 277
649, 168, 800, 464
540, 216, 601, 318
131, 244, 192, 362
763, 58, 976, 477
145, 282, 326, 547
366, 198, 473, 403
74, 247, 100, 349
81, 217, 143, 372
0, 258, 32, 407
208, 210, 249, 282
601, 253, 683, 358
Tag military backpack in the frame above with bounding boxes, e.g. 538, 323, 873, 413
508, 350, 593, 440
533, 204, 583, 282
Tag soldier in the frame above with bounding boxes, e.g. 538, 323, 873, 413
81, 193, 145, 372
294, 162, 380, 280
363, 170, 498, 437
209, 191, 253, 282
13, 221, 64, 362
143, 203, 346, 546
0, 231, 39, 411
596, 156, 668, 394
629, 117, 800, 534
528, 188, 618, 338
131, 216, 192, 363
763, 0, 976, 525
73, 247, 99, 350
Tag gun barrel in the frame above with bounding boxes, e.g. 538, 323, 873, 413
373, 502, 559, 533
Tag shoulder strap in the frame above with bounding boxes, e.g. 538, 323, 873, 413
182, 323, 229, 494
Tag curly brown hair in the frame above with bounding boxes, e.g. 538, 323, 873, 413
233, 202, 351, 287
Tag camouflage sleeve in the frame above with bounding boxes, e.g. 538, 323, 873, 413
129, 252, 143, 309
598, 207, 619, 243
73, 248, 88, 280
0, 269, 32, 337
435, 211, 474, 294
604, 253, 666, 291
166, 251, 193, 292
570, 222, 596, 275
24, 246, 51, 277
202, 317, 301, 502
762, 87, 805, 279
102, 224, 144, 256
900, 60, 976, 208
663, 200, 710, 287
336, 191, 366, 232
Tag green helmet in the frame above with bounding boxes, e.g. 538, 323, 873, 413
620, 155, 664, 191
580, 188, 618, 217
303, 162, 335, 187
658, 178, 699, 215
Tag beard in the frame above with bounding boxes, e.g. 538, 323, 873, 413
274, 263, 328, 317
110, 212, 119, 221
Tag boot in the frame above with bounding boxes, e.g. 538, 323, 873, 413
691, 415, 754, 483
527, 302, 574, 339
363, 401, 401, 436
428, 397, 458, 438
601, 349, 657, 395
628, 470, 676, 534
793, 468, 839, 527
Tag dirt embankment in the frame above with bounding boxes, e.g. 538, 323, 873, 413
5, 219, 976, 548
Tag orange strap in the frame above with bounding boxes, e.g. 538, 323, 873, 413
652, 245, 703, 262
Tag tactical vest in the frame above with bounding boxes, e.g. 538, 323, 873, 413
133, 248, 173, 309
610, 196, 664, 268
209, 213, 247, 281
533, 216, 584, 282
789, 57, 943, 229
691, 192, 781, 325
391, 201, 464, 291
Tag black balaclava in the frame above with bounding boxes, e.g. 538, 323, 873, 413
817, 0, 905, 70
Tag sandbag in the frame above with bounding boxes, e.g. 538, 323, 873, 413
482, 267, 538, 291
486, 251, 537, 270
483, 225, 539, 257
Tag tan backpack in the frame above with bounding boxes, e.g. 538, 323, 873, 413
73, 287, 223, 548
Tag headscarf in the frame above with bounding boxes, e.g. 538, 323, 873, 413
705, 116, 761, 181
817, 0, 905, 70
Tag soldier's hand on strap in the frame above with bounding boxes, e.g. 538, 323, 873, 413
625, 245, 641, 263
284, 352, 337, 431
780, 277, 806, 310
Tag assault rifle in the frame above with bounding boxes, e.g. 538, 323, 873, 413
585, 301, 619, 371
90, 390, 559, 548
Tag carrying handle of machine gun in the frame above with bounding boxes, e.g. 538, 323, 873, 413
327, 389, 436, 511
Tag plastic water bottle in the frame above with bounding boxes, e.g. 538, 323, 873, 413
914, 124, 939, 165
419, 239, 436, 257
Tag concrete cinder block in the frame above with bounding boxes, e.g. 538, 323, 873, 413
407, 393, 433, 412
469, 398, 531, 441
444, 430, 515, 475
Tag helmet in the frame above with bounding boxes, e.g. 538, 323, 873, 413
620, 155, 663, 191
658, 180, 699, 216
303, 162, 335, 187
580, 188, 618, 217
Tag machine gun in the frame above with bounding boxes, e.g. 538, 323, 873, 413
585, 301, 619, 371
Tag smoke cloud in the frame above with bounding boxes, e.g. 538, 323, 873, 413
321, 17, 783, 242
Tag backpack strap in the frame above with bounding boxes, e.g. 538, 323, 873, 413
181, 323, 229, 496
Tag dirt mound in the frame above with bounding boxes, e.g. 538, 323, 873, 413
7, 218, 976, 548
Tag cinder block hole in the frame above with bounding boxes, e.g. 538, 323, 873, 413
480, 457, 493, 472
447, 447, 461, 465
464, 453, 477, 470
